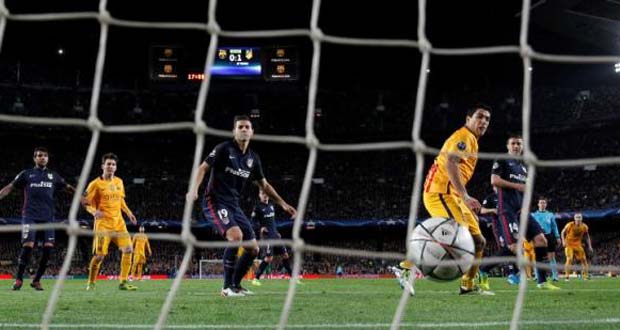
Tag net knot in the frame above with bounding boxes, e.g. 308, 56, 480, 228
310, 27, 324, 41
87, 117, 103, 131
305, 134, 320, 149
0, 5, 10, 17
193, 121, 208, 135
520, 45, 533, 58
207, 21, 220, 34
417, 38, 432, 53
181, 231, 196, 245
413, 140, 426, 153
523, 150, 538, 164
292, 238, 305, 252
98, 9, 112, 24
65, 223, 81, 236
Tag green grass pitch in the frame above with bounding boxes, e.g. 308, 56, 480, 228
0, 278, 619, 329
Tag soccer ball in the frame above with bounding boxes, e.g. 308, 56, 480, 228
409, 217, 475, 281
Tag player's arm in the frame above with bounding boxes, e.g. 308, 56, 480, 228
0, 171, 26, 200
490, 158, 525, 192
255, 179, 297, 218
490, 174, 525, 192
0, 183, 15, 200
479, 207, 497, 215
188, 161, 211, 201
560, 224, 568, 247
250, 209, 264, 236
584, 228, 593, 253
121, 198, 137, 225
146, 238, 152, 256
82, 181, 102, 219
57, 175, 84, 204
65, 184, 77, 194
551, 214, 561, 245
445, 154, 480, 212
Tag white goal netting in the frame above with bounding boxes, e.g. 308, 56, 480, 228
1, 0, 620, 329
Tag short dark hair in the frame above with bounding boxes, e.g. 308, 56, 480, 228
33, 147, 49, 157
101, 153, 119, 164
467, 103, 492, 117
538, 196, 547, 202
233, 115, 251, 127
507, 133, 523, 142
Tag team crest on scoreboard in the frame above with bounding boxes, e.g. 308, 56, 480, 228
245, 49, 253, 60
218, 49, 227, 59
246, 158, 254, 168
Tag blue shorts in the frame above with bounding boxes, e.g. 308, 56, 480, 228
21, 218, 55, 244
493, 210, 543, 248
202, 197, 256, 241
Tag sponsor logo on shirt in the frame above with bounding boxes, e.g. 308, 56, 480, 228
30, 181, 53, 188
225, 166, 251, 178
509, 173, 527, 182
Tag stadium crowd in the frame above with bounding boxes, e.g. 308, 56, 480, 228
2, 72, 620, 279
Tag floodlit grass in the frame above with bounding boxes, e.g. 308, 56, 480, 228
0, 277, 619, 329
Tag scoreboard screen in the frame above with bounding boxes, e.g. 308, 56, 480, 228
152, 45, 299, 82
211, 47, 261, 77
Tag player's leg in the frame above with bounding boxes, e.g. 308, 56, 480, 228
494, 208, 523, 285
232, 212, 259, 294
14, 242, 34, 290
117, 233, 136, 290
454, 196, 493, 295
137, 263, 144, 280
276, 240, 293, 278
529, 222, 558, 290
31, 225, 56, 290
203, 199, 244, 296
424, 193, 492, 294
13, 219, 36, 290
31, 242, 54, 291
524, 250, 533, 279
253, 252, 272, 286
87, 232, 108, 290
130, 253, 139, 280
564, 247, 574, 281
575, 247, 589, 279
221, 225, 243, 296
135, 255, 145, 281
479, 212, 519, 289
545, 233, 559, 281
